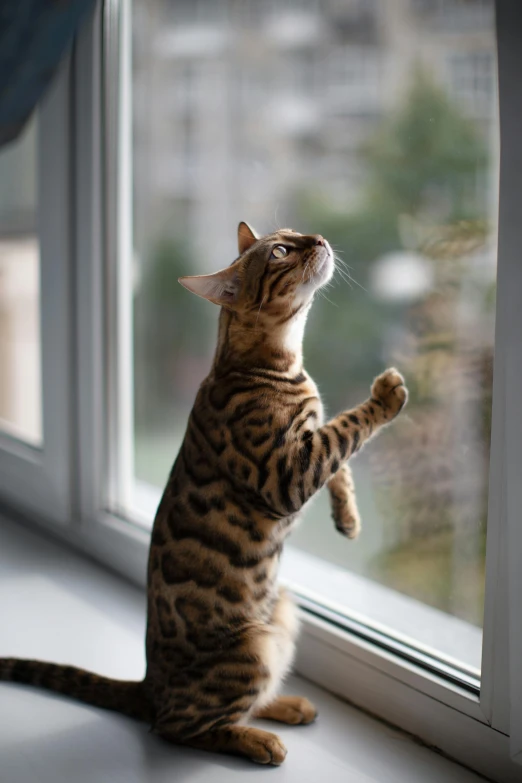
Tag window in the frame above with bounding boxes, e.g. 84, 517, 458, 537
0, 62, 73, 524
127, 0, 498, 676
3, 1, 522, 779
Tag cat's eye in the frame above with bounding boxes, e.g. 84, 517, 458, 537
271, 245, 288, 259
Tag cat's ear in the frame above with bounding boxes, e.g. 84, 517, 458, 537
238, 221, 259, 255
179, 267, 240, 307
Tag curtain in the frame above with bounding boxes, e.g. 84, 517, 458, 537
0, 0, 95, 147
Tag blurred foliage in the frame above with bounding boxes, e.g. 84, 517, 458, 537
134, 237, 214, 428
296, 68, 493, 625
367, 231, 493, 624
362, 69, 487, 219
297, 69, 489, 414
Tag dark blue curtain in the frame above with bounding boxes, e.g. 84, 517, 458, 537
0, 0, 96, 147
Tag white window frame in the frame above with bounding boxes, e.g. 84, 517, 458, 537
0, 58, 74, 526
1, 1, 521, 780
496, 1, 522, 762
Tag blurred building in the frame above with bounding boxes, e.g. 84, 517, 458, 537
0, 238, 41, 444
0, 117, 41, 445
132, 0, 498, 269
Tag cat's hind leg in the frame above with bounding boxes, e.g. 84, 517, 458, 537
155, 590, 308, 764
254, 695, 316, 724
185, 725, 287, 765
252, 588, 317, 725
328, 462, 361, 539
153, 679, 288, 765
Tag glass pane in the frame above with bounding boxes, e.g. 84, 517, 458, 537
131, 0, 498, 672
0, 118, 41, 445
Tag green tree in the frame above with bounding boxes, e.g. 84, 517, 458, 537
363, 69, 487, 219
296, 68, 492, 623
297, 67, 488, 413
134, 237, 214, 429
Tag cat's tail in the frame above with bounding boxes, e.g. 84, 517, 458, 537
0, 658, 152, 722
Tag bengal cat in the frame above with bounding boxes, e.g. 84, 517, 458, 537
0, 223, 408, 765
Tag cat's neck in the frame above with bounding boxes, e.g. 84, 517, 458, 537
212, 308, 308, 376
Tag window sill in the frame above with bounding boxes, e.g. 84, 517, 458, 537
0, 514, 486, 783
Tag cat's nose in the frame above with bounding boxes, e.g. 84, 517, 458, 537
312, 235, 325, 247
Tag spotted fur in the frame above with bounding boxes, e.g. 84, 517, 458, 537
0, 223, 407, 765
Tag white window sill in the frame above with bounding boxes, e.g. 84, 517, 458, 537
0, 514, 484, 782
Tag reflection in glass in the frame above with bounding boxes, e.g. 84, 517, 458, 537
0, 118, 41, 445
131, 0, 498, 667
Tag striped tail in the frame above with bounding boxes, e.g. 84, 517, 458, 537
0, 658, 152, 722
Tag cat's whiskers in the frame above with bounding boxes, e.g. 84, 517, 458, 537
315, 273, 339, 305
316, 289, 339, 307
334, 267, 353, 289
333, 254, 367, 292
334, 252, 354, 273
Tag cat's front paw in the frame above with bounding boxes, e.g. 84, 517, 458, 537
371, 368, 408, 419
332, 503, 361, 539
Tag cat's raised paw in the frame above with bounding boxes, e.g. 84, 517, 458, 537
331, 496, 361, 539
333, 507, 361, 539
371, 368, 408, 418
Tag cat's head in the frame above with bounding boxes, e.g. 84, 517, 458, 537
179, 223, 334, 322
